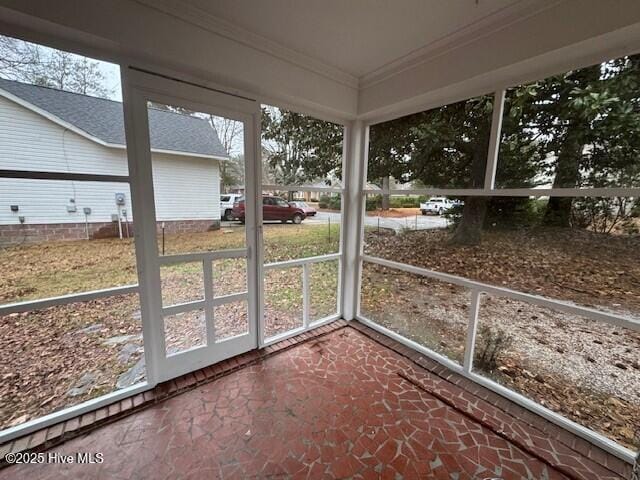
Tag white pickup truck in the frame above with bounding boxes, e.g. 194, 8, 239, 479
420, 197, 458, 215
220, 193, 243, 221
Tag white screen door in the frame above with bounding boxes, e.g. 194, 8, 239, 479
123, 69, 260, 382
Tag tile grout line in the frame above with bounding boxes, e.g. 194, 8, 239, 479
397, 371, 582, 480
349, 320, 630, 479
0, 320, 347, 468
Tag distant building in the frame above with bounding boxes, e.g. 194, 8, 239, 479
0, 78, 229, 244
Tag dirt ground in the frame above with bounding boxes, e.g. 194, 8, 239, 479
0, 224, 340, 430
361, 226, 640, 450
366, 207, 420, 218
364, 226, 640, 318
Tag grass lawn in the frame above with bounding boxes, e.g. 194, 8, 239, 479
0, 223, 340, 430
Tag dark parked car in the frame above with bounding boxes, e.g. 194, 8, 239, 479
288, 201, 316, 217
232, 195, 307, 224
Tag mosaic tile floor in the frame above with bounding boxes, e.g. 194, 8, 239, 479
0, 326, 625, 479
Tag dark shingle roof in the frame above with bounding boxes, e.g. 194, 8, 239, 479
0, 78, 228, 158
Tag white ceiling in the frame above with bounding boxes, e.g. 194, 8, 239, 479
182, 0, 538, 79
6, 0, 639, 120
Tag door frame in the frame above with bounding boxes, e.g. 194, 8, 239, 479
121, 68, 262, 384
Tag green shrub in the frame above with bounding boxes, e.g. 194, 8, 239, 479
389, 196, 421, 208
318, 195, 341, 210
318, 195, 330, 209
328, 196, 341, 210
474, 325, 513, 372
484, 197, 544, 229
365, 195, 382, 211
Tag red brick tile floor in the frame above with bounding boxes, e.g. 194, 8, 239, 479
0, 324, 631, 479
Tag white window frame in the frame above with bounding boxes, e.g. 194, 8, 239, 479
354, 88, 640, 464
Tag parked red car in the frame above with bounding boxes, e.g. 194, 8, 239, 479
288, 201, 317, 217
232, 195, 307, 224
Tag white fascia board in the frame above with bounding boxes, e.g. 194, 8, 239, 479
147, 147, 228, 161
0, 88, 228, 161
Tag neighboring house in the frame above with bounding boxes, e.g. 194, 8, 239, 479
0, 78, 228, 245
298, 178, 341, 202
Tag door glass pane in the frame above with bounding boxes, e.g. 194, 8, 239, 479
309, 260, 339, 322
212, 258, 247, 297
147, 102, 246, 256
215, 300, 249, 341
160, 262, 204, 307
164, 309, 206, 355
264, 266, 303, 338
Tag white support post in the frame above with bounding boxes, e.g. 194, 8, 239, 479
463, 290, 482, 373
341, 120, 368, 320
203, 259, 215, 345
484, 89, 506, 189
251, 109, 265, 348
120, 68, 166, 386
302, 263, 310, 328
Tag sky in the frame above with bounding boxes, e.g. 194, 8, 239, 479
1, 34, 122, 101
98, 62, 122, 101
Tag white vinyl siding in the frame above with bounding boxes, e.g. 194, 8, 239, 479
152, 153, 220, 221
0, 178, 132, 224
0, 95, 220, 225
0, 95, 128, 176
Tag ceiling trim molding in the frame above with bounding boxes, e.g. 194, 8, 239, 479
133, 0, 359, 90
359, 0, 567, 89
136, 0, 568, 94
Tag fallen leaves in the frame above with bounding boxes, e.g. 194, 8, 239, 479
361, 227, 640, 450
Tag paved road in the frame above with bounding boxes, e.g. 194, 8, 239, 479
222, 211, 449, 232
306, 211, 449, 232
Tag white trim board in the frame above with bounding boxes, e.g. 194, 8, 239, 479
362, 187, 640, 198
362, 255, 640, 333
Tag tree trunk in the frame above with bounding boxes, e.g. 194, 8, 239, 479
542, 131, 583, 227
381, 176, 390, 210
450, 121, 492, 245
450, 197, 488, 245
542, 64, 599, 227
